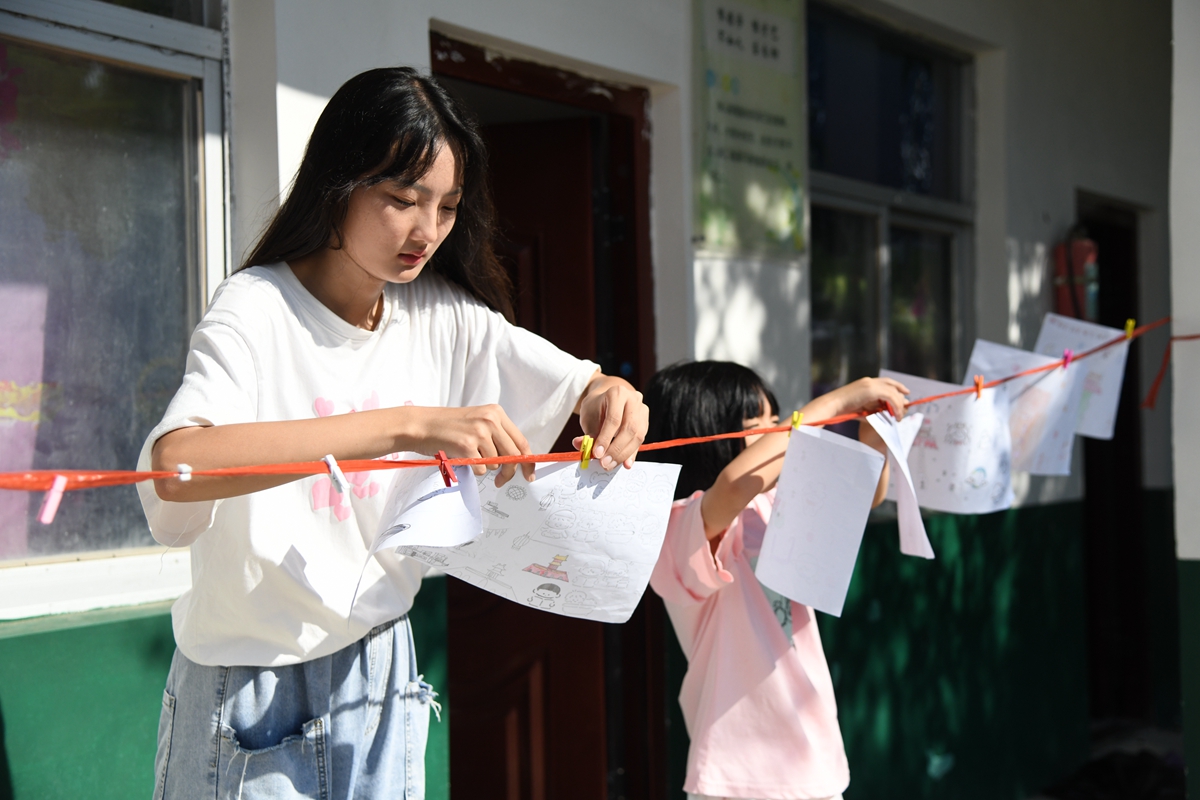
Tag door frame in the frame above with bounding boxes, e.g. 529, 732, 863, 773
430, 29, 667, 800
430, 29, 656, 387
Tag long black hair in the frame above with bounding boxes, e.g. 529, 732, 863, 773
241, 67, 513, 319
640, 361, 780, 500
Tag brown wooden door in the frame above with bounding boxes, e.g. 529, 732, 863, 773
435, 33, 665, 799
447, 117, 608, 800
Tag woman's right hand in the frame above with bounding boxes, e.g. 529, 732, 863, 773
400, 404, 535, 486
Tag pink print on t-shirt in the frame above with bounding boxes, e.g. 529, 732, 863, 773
311, 477, 351, 521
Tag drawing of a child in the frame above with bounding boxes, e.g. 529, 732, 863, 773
527, 583, 560, 609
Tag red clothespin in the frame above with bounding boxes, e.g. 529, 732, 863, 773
974, 375, 985, 400
579, 435, 595, 469
1125, 319, 1136, 339
436, 450, 458, 487
37, 474, 68, 525
1062, 349, 1074, 369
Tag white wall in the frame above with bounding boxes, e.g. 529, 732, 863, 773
1173, 0, 1200, 558
228, 0, 694, 370
831, 0, 1174, 499
227, 0, 1174, 499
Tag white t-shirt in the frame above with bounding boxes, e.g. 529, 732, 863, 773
137, 264, 597, 667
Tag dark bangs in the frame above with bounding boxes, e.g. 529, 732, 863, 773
639, 361, 780, 500
241, 67, 512, 319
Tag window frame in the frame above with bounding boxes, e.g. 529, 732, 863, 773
810, 171, 974, 383
0, 0, 229, 619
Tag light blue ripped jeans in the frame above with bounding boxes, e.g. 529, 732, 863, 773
153, 615, 438, 799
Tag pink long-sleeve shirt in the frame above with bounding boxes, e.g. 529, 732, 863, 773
650, 490, 850, 800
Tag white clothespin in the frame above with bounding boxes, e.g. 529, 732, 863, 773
323, 454, 349, 494
176, 463, 193, 482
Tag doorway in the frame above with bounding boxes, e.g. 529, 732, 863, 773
431, 32, 665, 800
1075, 192, 1181, 743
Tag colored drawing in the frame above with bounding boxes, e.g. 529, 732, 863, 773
524, 554, 569, 582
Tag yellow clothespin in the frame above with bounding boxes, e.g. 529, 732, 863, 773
580, 434, 594, 469
1125, 318, 1136, 339
789, 411, 803, 436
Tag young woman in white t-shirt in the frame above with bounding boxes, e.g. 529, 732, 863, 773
139, 66, 648, 799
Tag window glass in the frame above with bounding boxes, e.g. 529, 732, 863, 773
0, 38, 197, 560
888, 225, 953, 381
810, 206, 880, 397
807, 2, 962, 200
95, 0, 218, 29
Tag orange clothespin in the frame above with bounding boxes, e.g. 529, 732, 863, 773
789, 411, 803, 436
973, 374, 985, 400
1125, 318, 1136, 339
579, 435, 594, 469
1062, 349, 1074, 369
436, 450, 457, 487
37, 474, 68, 525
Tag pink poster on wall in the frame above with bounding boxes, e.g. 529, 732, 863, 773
0, 283, 48, 559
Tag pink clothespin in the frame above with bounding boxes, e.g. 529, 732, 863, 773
1062, 349, 1074, 369
37, 474, 68, 525
436, 451, 458, 488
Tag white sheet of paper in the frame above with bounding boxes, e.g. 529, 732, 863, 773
882, 369, 1015, 514
867, 412, 933, 559
1033, 312, 1129, 440
882, 412, 924, 503
963, 340, 1085, 475
754, 426, 885, 617
373, 461, 681, 624
373, 465, 481, 552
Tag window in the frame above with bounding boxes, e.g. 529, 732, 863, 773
807, 3, 971, 390
0, 1, 224, 580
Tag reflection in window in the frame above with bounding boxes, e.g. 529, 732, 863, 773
810, 206, 879, 398
0, 38, 197, 559
888, 226, 953, 381
96, 0, 220, 29
807, 2, 962, 200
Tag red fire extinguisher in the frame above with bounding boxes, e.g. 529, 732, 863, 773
1053, 231, 1099, 321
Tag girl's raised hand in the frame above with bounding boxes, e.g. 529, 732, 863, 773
575, 374, 649, 470
404, 404, 535, 486
829, 376, 911, 420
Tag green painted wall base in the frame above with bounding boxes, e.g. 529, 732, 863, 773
666, 501, 1091, 799
1179, 559, 1200, 798
0, 574, 451, 800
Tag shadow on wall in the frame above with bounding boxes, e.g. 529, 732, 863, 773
665, 502, 1091, 800
1006, 236, 1052, 348
821, 503, 1090, 799
693, 255, 811, 411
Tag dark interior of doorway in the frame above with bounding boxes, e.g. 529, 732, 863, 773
1075, 192, 1181, 744
432, 33, 666, 800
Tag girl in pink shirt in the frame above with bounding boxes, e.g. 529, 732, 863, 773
643, 361, 908, 800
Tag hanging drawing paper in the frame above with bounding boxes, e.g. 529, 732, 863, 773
866, 411, 934, 559
755, 426, 885, 617
373, 460, 681, 624
881, 370, 1015, 515
963, 340, 1085, 475
1033, 312, 1129, 440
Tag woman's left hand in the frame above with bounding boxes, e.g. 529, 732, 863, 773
574, 373, 649, 469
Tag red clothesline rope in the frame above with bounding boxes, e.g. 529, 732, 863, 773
0, 316, 1177, 495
